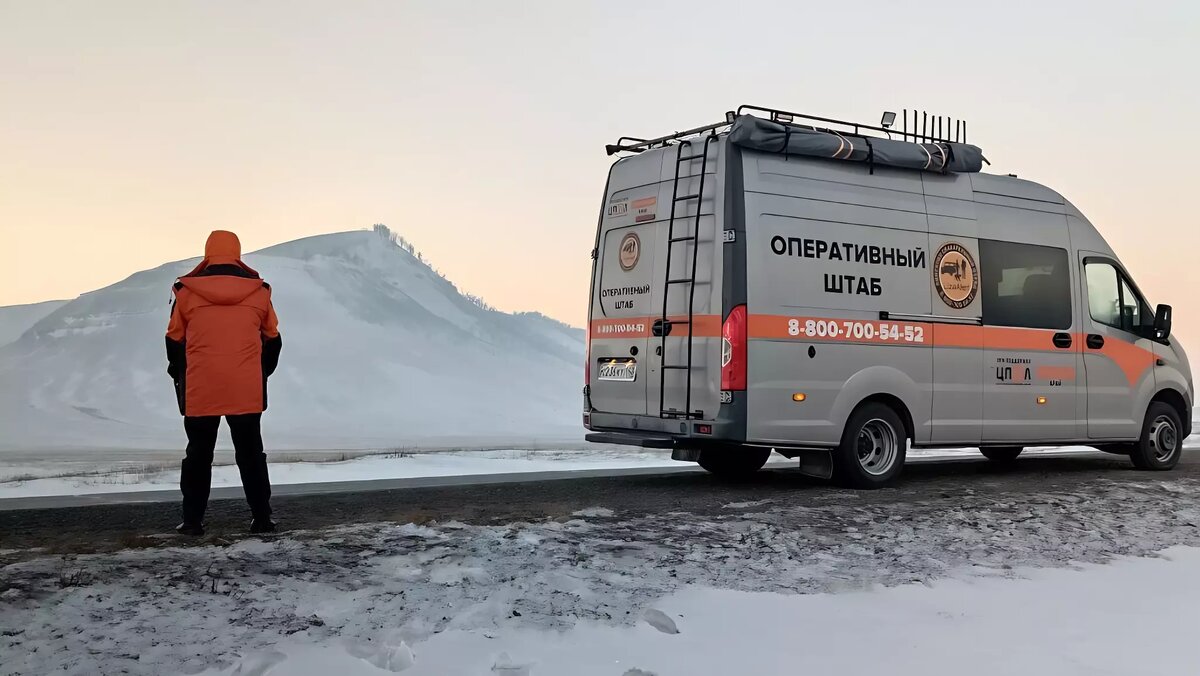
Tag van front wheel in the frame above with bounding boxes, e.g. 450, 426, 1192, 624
833, 403, 907, 489
697, 446, 771, 478
1129, 402, 1183, 471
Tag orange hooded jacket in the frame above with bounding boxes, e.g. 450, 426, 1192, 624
166, 231, 282, 417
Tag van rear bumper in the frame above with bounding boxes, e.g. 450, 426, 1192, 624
585, 411, 741, 448
585, 432, 676, 448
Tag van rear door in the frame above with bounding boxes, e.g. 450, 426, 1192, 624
589, 203, 659, 416
648, 143, 721, 420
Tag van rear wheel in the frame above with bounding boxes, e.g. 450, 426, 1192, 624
833, 403, 906, 489
697, 446, 771, 478
1129, 402, 1183, 471
980, 447, 1022, 462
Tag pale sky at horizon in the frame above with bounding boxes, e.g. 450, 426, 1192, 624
2, 1, 1198, 353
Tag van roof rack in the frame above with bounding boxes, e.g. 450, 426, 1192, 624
606, 105, 970, 156
604, 115, 734, 156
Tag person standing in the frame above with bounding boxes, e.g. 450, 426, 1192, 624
166, 230, 282, 535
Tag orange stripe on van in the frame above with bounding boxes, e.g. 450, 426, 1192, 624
1090, 334, 1157, 386
589, 318, 652, 339
746, 314, 1157, 386
591, 312, 1157, 386
931, 323, 980, 348
589, 314, 721, 340
1037, 365, 1078, 381
748, 315, 932, 345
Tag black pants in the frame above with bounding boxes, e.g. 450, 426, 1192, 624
181, 413, 271, 523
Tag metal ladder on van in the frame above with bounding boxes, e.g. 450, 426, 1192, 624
657, 134, 715, 419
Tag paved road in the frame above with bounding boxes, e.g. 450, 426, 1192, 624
2, 449, 1196, 554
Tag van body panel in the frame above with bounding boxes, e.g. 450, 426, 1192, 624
587, 124, 1192, 457
1080, 321, 1159, 440
650, 141, 723, 420
1154, 343, 1194, 436
592, 219, 658, 415
588, 140, 723, 422
971, 204, 1081, 441
919, 173, 983, 443
969, 173, 1065, 205
741, 150, 934, 445
1065, 209, 1117, 257
1077, 248, 1162, 439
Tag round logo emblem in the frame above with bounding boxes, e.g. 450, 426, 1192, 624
618, 232, 641, 272
933, 242, 978, 309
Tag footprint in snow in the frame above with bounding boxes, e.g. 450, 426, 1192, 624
376, 641, 416, 672
346, 638, 415, 672
492, 651, 532, 675
643, 608, 680, 634
228, 649, 287, 676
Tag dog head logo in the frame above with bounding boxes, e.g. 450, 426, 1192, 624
619, 232, 641, 272
934, 242, 978, 309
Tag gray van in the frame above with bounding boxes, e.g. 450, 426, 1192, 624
584, 105, 1193, 488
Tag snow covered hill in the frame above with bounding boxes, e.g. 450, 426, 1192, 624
0, 226, 584, 451
0, 300, 68, 348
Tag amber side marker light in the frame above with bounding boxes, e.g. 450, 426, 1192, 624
1036, 396, 1048, 405
792, 393, 807, 402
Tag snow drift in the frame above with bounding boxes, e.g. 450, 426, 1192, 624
0, 226, 583, 451
0, 300, 67, 348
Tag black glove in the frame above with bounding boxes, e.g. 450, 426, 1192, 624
262, 335, 282, 377
165, 337, 186, 380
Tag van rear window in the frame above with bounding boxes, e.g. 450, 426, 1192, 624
979, 240, 1071, 330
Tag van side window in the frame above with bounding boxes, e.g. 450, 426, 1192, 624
979, 240, 1071, 330
1086, 261, 1153, 333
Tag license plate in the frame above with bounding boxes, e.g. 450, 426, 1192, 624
598, 358, 637, 382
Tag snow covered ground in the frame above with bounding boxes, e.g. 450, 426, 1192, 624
6, 474, 1200, 674
0, 448, 679, 499
195, 549, 1200, 676
2, 440, 1194, 500
0, 445, 1130, 500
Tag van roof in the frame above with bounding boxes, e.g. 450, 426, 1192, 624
607, 105, 986, 175
608, 105, 970, 154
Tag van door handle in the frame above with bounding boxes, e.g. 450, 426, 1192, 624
1086, 334, 1105, 350
651, 319, 671, 338
1052, 333, 1073, 349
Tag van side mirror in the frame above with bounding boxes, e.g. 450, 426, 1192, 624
1153, 304, 1172, 339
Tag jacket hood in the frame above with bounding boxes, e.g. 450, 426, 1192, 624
178, 275, 265, 305
182, 230, 259, 277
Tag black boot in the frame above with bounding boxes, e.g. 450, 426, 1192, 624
249, 518, 276, 534
176, 522, 205, 536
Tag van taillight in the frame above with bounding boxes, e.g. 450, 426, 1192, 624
721, 304, 747, 391
584, 335, 591, 386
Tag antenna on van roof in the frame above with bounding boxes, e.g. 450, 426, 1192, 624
605, 105, 973, 155
900, 109, 967, 144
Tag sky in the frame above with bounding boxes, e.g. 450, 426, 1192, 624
1, 0, 1197, 353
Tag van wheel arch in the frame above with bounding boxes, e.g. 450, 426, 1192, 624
1150, 389, 1191, 437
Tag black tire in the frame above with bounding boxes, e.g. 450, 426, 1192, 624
832, 403, 907, 489
980, 446, 1022, 462
1129, 402, 1184, 471
697, 446, 771, 478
